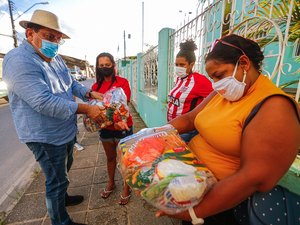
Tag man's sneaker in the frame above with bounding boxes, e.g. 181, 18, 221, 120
65, 194, 84, 206
74, 142, 84, 151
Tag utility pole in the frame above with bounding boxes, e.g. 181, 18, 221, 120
84, 55, 89, 78
123, 30, 126, 63
142, 1, 144, 53
8, 0, 18, 47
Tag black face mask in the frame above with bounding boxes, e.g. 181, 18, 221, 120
97, 67, 114, 77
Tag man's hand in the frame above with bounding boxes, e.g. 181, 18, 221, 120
77, 103, 105, 125
114, 121, 129, 131
85, 90, 103, 100
86, 105, 106, 125
90, 91, 103, 100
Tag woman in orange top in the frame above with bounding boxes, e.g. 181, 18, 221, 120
157, 34, 300, 225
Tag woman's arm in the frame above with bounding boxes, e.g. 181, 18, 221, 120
169, 91, 217, 134
239, 96, 299, 191
159, 95, 300, 221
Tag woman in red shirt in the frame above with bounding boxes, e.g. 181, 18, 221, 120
91, 52, 132, 205
168, 39, 213, 143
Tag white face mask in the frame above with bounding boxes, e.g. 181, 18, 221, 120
175, 66, 188, 78
212, 62, 247, 102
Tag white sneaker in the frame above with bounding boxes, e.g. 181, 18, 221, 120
74, 142, 85, 151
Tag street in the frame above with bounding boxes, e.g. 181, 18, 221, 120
80, 78, 94, 92
0, 99, 37, 212
76, 78, 94, 102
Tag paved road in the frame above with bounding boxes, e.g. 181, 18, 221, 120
80, 78, 94, 89
0, 99, 37, 212
76, 78, 94, 102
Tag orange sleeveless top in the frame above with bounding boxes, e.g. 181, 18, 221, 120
188, 75, 295, 180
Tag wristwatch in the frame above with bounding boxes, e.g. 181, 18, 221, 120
87, 89, 93, 98
188, 207, 204, 225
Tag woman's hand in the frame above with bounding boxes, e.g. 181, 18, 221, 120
155, 210, 190, 221
155, 210, 167, 218
114, 121, 129, 131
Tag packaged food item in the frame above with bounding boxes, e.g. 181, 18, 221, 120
83, 88, 130, 132
117, 124, 217, 214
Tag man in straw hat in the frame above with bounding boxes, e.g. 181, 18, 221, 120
3, 9, 103, 225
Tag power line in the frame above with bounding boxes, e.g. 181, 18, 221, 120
4, 0, 49, 48
14, 2, 49, 21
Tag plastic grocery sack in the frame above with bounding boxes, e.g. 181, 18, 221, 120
117, 124, 217, 214
83, 87, 130, 132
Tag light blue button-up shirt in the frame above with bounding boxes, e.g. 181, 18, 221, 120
3, 40, 90, 145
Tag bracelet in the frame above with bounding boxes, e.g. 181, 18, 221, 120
87, 90, 93, 98
188, 207, 204, 225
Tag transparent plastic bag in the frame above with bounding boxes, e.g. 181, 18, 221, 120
83, 88, 130, 132
117, 124, 217, 214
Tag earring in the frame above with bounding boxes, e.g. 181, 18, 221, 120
243, 70, 247, 76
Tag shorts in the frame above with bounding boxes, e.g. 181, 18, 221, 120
99, 126, 133, 142
180, 130, 198, 143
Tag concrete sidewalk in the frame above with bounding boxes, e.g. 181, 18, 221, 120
3, 104, 181, 225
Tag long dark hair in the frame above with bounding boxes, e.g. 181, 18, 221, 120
205, 34, 264, 72
95, 52, 116, 91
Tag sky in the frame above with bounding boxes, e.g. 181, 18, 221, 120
0, 0, 199, 65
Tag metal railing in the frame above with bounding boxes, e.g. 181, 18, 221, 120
168, 0, 300, 101
141, 45, 159, 98
131, 60, 138, 106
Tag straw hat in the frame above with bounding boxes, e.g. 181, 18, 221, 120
19, 9, 70, 39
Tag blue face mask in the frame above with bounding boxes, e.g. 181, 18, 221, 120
39, 39, 59, 58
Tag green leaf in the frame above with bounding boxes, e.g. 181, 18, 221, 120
279, 80, 300, 89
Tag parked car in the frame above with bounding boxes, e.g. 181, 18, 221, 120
81, 72, 87, 80
0, 58, 8, 101
0, 79, 8, 102
70, 71, 83, 81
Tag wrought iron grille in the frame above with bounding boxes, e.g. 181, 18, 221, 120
169, 0, 300, 101
131, 60, 138, 106
141, 46, 159, 98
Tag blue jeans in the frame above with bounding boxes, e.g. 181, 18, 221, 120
26, 138, 75, 225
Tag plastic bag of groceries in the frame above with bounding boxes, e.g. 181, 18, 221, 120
117, 124, 217, 214
83, 87, 130, 132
